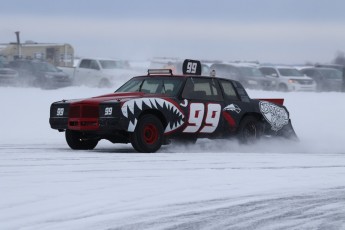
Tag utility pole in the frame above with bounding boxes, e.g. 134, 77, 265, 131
15, 31, 21, 58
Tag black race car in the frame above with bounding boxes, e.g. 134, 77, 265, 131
49, 60, 297, 152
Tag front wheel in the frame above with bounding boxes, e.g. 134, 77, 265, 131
278, 84, 288, 92
98, 78, 111, 88
238, 116, 262, 144
131, 114, 163, 153
65, 130, 98, 150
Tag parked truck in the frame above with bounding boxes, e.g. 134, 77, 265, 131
59, 57, 141, 88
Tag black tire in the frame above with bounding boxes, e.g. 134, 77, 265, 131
131, 114, 163, 153
98, 78, 111, 88
238, 116, 262, 144
65, 129, 98, 150
278, 84, 288, 92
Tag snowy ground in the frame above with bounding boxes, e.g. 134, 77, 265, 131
1, 86, 345, 229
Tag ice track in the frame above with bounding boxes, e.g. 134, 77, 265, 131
1, 141, 345, 230
1, 87, 345, 229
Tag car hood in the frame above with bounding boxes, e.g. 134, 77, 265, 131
0, 68, 18, 76
67, 92, 160, 105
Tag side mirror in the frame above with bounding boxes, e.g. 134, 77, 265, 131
271, 73, 278, 77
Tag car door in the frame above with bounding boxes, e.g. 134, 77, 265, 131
179, 77, 225, 138
19, 61, 36, 85
217, 79, 251, 133
76, 59, 101, 86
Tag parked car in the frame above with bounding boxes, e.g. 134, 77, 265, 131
299, 67, 343, 91
314, 63, 345, 92
259, 66, 316, 92
49, 59, 298, 153
0, 61, 18, 86
59, 58, 140, 88
210, 63, 276, 90
9, 59, 72, 88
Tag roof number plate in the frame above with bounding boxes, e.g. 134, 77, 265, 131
182, 59, 202, 75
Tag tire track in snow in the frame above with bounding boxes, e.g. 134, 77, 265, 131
114, 187, 345, 230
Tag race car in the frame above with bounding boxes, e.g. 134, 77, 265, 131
49, 59, 297, 153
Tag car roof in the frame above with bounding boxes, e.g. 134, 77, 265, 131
300, 67, 341, 71
132, 73, 240, 83
259, 65, 298, 69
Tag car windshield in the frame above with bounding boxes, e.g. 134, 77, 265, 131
278, 68, 304, 77
116, 77, 184, 96
33, 62, 60, 72
319, 69, 342, 80
99, 60, 122, 69
238, 66, 264, 77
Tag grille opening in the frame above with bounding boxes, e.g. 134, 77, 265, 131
69, 121, 79, 126
69, 105, 98, 118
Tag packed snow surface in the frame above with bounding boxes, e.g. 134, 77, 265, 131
1, 86, 345, 229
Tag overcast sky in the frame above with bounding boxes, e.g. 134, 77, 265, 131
1, 0, 345, 64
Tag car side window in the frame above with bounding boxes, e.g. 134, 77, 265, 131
219, 79, 239, 101
79, 59, 91, 69
227, 66, 240, 77
304, 69, 317, 77
313, 70, 322, 78
260, 67, 278, 77
90, 60, 100, 70
182, 78, 222, 101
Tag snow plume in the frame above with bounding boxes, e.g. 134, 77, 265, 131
166, 137, 344, 154
167, 90, 345, 154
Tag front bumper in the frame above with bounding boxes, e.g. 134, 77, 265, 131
50, 116, 126, 131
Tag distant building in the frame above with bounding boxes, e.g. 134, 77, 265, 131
0, 42, 74, 67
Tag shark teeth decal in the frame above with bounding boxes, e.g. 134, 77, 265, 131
259, 101, 289, 131
121, 98, 185, 133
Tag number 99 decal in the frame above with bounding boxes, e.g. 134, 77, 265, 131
56, 108, 64, 116
183, 103, 221, 133
105, 107, 113, 116
186, 62, 197, 74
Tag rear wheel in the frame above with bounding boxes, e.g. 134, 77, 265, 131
65, 130, 98, 150
131, 114, 163, 153
238, 116, 262, 144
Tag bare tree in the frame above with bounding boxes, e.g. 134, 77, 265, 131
333, 51, 345, 66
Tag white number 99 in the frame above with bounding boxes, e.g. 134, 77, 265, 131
186, 62, 197, 74
105, 107, 113, 115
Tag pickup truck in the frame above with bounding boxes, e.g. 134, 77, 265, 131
59, 58, 141, 88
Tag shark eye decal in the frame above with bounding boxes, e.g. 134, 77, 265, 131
121, 98, 185, 133
224, 104, 241, 114
259, 101, 289, 131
